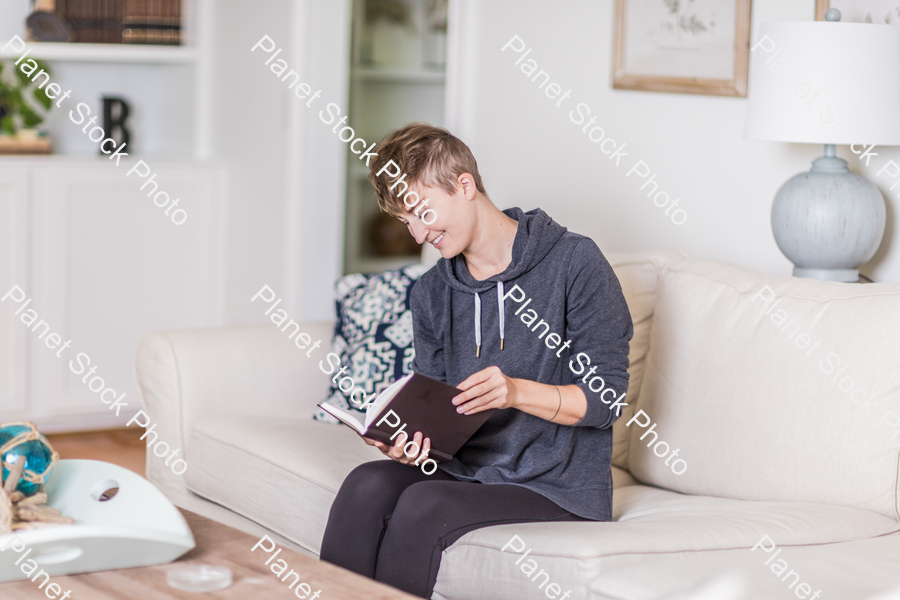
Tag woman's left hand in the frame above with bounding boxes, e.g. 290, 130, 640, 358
452, 366, 520, 415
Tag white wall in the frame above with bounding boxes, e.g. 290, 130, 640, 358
292, 0, 351, 321
448, 0, 900, 282
209, 0, 349, 323
209, 0, 289, 324
0, 2, 30, 44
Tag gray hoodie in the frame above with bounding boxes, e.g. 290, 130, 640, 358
410, 207, 633, 520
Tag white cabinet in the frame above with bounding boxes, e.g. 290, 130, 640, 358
0, 158, 224, 432
0, 168, 29, 419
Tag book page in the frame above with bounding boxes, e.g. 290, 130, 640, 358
364, 373, 414, 429
319, 403, 366, 433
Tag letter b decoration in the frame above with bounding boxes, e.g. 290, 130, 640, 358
101, 97, 131, 155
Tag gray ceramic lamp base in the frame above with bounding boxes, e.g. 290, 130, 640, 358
792, 266, 860, 281
771, 155, 885, 283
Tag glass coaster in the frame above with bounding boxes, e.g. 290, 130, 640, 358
166, 564, 233, 592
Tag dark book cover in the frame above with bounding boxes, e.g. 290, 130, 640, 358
319, 372, 496, 462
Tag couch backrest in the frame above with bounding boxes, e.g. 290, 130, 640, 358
605, 250, 688, 470
627, 259, 900, 520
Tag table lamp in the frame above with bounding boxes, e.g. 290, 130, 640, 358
743, 10, 900, 282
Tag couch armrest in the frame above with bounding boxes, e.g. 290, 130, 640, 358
134, 322, 334, 497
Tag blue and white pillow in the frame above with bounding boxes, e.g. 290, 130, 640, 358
314, 263, 431, 423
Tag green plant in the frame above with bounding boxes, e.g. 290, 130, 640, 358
0, 59, 53, 136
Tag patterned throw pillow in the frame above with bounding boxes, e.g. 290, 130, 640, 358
313, 263, 431, 423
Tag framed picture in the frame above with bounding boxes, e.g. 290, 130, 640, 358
613, 0, 752, 97
816, 0, 900, 24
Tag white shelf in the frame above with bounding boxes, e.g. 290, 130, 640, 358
352, 67, 445, 84
0, 42, 196, 64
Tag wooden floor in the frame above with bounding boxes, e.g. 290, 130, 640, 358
45, 428, 147, 477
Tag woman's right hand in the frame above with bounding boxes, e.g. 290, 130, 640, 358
362, 431, 431, 467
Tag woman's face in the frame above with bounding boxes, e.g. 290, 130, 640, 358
397, 176, 475, 259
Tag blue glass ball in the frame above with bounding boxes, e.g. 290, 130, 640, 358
0, 424, 54, 497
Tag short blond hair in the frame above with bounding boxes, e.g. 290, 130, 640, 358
370, 123, 487, 216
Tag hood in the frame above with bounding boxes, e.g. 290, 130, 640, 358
433, 207, 568, 357
436, 207, 568, 294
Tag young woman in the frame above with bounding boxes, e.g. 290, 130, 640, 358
320, 123, 633, 598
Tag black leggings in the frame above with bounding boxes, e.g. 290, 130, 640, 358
319, 460, 588, 598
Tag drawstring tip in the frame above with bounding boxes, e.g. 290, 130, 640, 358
476, 345, 481, 358
500, 339, 504, 351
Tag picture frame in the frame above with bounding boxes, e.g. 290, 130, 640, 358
613, 0, 752, 97
816, 0, 900, 24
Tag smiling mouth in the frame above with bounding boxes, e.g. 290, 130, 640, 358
432, 232, 445, 246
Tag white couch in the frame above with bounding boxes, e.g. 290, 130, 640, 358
134, 250, 900, 600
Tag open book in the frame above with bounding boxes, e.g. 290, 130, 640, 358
317, 372, 495, 462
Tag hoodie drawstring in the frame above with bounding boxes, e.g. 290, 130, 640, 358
474, 293, 482, 358
497, 281, 505, 351
473, 282, 506, 357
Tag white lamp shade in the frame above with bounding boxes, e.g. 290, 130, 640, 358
744, 21, 900, 146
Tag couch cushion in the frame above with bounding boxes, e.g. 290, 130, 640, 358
629, 259, 900, 519
432, 485, 900, 600
185, 415, 639, 557
587, 531, 900, 600
605, 250, 688, 469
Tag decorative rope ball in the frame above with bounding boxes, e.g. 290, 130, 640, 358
0, 422, 58, 498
